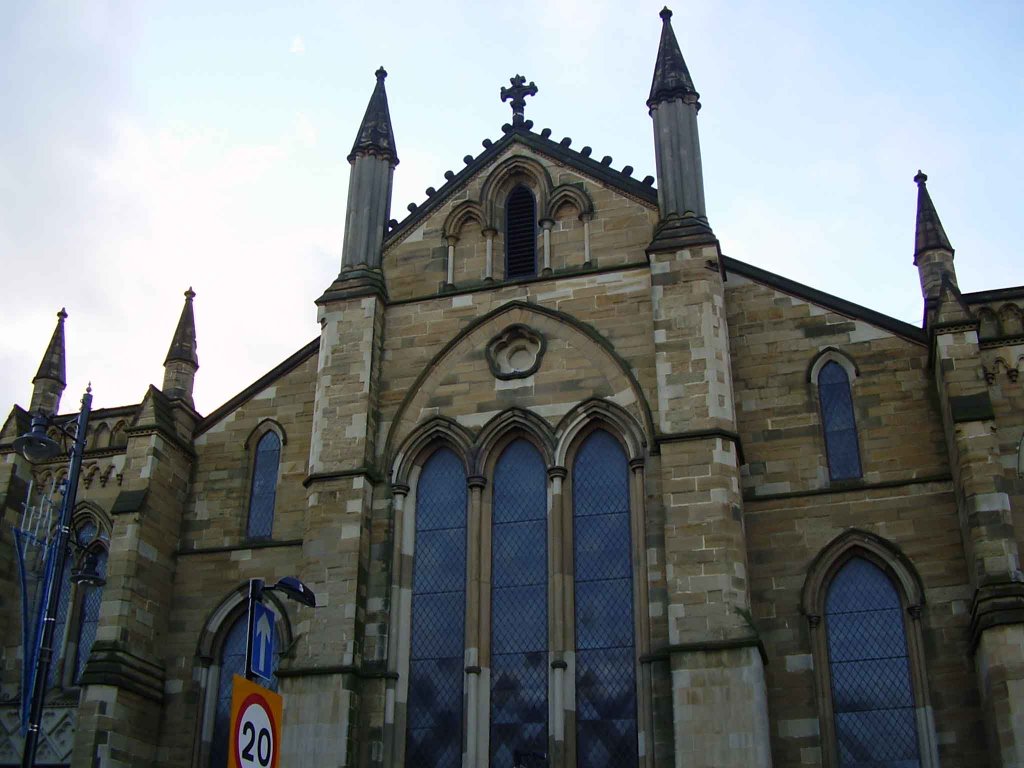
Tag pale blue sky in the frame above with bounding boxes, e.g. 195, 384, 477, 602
1, 1, 1022, 414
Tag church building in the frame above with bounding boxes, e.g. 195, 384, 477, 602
2, 7, 1024, 767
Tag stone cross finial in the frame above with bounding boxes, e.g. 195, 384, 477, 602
501, 74, 538, 126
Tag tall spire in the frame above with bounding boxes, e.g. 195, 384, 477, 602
912, 172, 957, 321
648, 7, 699, 111
30, 308, 68, 414
164, 287, 198, 367
163, 288, 199, 406
323, 67, 399, 291
646, 6, 714, 250
914, 170, 953, 262
348, 67, 399, 166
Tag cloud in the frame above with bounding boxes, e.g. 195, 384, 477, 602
290, 35, 305, 55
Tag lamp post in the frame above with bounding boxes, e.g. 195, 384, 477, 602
13, 387, 92, 768
243, 576, 317, 681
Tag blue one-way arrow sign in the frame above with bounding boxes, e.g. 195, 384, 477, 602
249, 601, 276, 681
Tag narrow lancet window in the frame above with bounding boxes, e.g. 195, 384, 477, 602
490, 439, 548, 765
572, 430, 637, 768
210, 613, 278, 768
406, 448, 467, 768
819, 361, 862, 480
246, 431, 281, 539
505, 186, 537, 279
825, 557, 920, 766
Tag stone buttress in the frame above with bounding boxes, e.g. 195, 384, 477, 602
283, 68, 396, 766
647, 9, 772, 766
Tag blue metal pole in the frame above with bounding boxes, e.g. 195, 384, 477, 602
21, 389, 91, 768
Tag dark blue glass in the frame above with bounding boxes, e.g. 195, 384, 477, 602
75, 547, 108, 682
47, 522, 100, 688
247, 431, 281, 539
407, 448, 467, 768
573, 430, 637, 768
826, 557, 920, 767
490, 440, 548, 766
210, 613, 278, 768
819, 362, 862, 480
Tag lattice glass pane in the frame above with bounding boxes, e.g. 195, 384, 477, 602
75, 548, 108, 682
491, 440, 548, 766
819, 362, 862, 480
407, 449, 466, 768
573, 430, 637, 768
826, 557, 920, 767
246, 431, 280, 539
209, 614, 279, 768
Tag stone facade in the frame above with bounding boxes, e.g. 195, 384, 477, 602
2, 8, 1024, 768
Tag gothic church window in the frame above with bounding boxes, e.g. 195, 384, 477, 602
802, 531, 937, 768
490, 439, 548, 764
824, 557, 920, 766
399, 424, 640, 767
573, 430, 637, 767
405, 447, 467, 767
246, 429, 281, 539
817, 360, 862, 481
505, 186, 537, 279
48, 516, 108, 688
209, 612, 279, 768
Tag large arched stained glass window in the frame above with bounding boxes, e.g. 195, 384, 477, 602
247, 431, 281, 539
490, 439, 548, 766
406, 448, 467, 768
572, 430, 637, 768
825, 557, 920, 767
818, 361, 862, 481
209, 613, 279, 768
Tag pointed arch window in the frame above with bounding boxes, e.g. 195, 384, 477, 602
209, 612, 279, 768
824, 557, 920, 766
47, 517, 108, 688
406, 448, 468, 767
817, 360, 862, 481
490, 439, 548, 764
505, 186, 537, 279
803, 532, 937, 768
395, 420, 645, 767
247, 430, 281, 539
573, 429, 638, 767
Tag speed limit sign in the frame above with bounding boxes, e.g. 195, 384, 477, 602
227, 675, 283, 768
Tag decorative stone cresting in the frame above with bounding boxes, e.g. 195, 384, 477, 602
485, 324, 546, 379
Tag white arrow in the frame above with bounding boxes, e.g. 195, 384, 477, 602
255, 613, 272, 671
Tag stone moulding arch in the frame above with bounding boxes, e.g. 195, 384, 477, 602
442, 201, 486, 240
72, 500, 112, 539
244, 418, 288, 450
390, 416, 475, 486
800, 528, 925, 618
807, 346, 859, 384
997, 303, 1023, 335
472, 407, 556, 475
545, 183, 594, 220
195, 583, 295, 664
554, 397, 647, 466
480, 154, 553, 226
382, 300, 656, 468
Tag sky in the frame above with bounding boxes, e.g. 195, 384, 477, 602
1, 0, 1022, 417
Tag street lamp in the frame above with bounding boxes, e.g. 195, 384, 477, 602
13, 387, 92, 768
